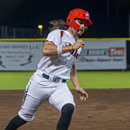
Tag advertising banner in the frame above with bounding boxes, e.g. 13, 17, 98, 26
0, 41, 43, 71
75, 40, 127, 70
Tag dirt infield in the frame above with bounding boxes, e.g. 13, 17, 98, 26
1, 89, 130, 130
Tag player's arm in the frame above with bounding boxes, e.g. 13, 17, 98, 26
43, 40, 84, 56
70, 63, 88, 101
43, 41, 72, 56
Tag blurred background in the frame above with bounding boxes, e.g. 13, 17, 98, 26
0, 0, 130, 38
1, 2, 130, 130
0, 0, 130, 72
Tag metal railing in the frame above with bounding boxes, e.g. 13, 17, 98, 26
0, 26, 41, 38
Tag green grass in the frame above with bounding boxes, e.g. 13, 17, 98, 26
68, 71, 130, 89
0, 71, 130, 90
0, 72, 34, 90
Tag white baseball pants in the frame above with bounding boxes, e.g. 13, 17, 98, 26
18, 70, 75, 121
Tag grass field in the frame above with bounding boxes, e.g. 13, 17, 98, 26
0, 71, 130, 90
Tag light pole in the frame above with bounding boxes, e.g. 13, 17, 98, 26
38, 25, 43, 38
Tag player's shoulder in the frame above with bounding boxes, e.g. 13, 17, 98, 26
46, 29, 65, 44
63, 30, 74, 40
47, 29, 65, 40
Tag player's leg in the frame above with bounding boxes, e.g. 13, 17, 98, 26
56, 103, 74, 130
5, 78, 51, 130
5, 115, 27, 130
48, 83, 75, 130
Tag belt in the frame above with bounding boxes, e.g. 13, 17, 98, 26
42, 73, 66, 83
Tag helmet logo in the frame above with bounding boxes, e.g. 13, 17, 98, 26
85, 13, 89, 18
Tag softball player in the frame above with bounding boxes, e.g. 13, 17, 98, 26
5, 8, 92, 130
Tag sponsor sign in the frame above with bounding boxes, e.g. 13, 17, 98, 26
75, 40, 126, 70
0, 40, 126, 71
0, 41, 44, 71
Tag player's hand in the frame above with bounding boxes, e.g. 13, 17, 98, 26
75, 87, 88, 101
72, 40, 85, 50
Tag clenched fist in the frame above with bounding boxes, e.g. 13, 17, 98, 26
72, 40, 85, 50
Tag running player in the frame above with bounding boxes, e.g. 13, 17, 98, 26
5, 8, 92, 130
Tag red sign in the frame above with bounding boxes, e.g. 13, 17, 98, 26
109, 48, 124, 57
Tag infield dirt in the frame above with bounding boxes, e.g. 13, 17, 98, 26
1, 89, 130, 130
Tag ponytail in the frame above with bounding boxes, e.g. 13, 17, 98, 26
48, 19, 68, 32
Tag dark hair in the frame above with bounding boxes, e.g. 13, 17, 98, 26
48, 19, 68, 32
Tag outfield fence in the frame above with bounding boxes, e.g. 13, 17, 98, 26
0, 38, 130, 71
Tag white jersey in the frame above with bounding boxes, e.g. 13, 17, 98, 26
37, 29, 82, 80
19, 29, 79, 121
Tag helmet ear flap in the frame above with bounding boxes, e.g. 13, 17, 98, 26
69, 19, 80, 30
68, 19, 71, 23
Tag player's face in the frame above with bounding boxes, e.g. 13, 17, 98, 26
75, 19, 88, 36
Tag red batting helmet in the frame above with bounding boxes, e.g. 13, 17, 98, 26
66, 8, 92, 30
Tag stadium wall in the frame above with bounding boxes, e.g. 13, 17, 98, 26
0, 38, 130, 71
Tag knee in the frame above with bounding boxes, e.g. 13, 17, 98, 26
18, 109, 35, 122
61, 103, 75, 114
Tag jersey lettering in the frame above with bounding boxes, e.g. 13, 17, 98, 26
70, 50, 79, 59
65, 42, 79, 59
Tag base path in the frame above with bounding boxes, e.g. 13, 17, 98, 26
1, 89, 130, 130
